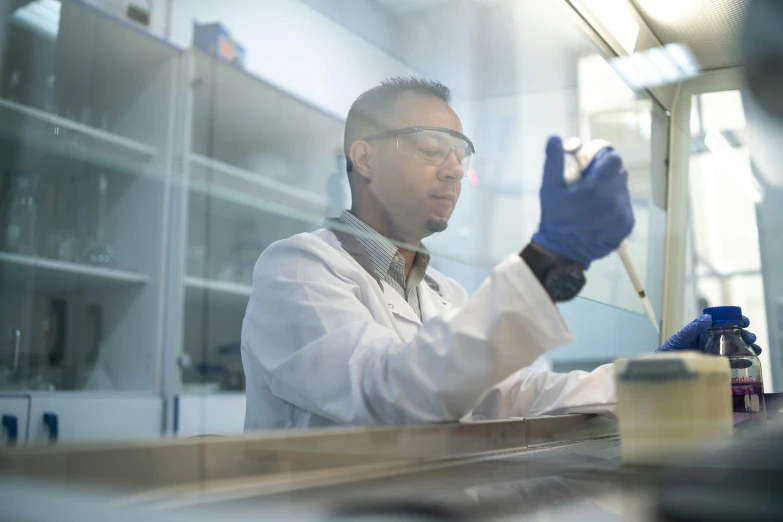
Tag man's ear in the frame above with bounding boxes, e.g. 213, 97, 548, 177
349, 141, 373, 183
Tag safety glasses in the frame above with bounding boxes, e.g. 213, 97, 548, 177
363, 126, 475, 174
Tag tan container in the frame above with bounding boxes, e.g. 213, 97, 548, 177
615, 352, 733, 464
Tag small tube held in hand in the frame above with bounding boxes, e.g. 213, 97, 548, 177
617, 242, 660, 333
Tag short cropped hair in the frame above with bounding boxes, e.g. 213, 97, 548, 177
344, 76, 452, 175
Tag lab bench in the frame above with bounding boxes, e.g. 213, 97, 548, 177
1, 414, 781, 522
0, 415, 618, 508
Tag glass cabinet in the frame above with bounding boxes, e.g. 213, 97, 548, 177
0, 0, 176, 445
171, 50, 344, 395
0, 0, 177, 394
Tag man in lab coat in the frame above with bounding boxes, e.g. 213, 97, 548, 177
240, 77, 759, 430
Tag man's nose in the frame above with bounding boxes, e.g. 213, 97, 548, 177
438, 150, 464, 180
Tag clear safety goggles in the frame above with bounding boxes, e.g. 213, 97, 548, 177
363, 126, 476, 175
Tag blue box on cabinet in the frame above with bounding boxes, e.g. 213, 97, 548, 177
193, 21, 246, 68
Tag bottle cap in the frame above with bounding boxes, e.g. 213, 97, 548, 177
703, 306, 743, 326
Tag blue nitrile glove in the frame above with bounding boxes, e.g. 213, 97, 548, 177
531, 136, 635, 269
656, 314, 763, 354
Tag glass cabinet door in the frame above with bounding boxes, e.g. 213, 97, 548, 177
0, 0, 177, 394
176, 50, 344, 393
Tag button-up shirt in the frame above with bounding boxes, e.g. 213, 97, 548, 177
338, 210, 430, 319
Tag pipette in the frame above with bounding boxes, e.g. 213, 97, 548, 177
562, 137, 660, 333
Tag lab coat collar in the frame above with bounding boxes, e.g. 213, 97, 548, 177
418, 277, 453, 321
324, 217, 383, 289
334, 210, 432, 286
337, 210, 398, 282
383, 281, 421, 325
381, 279, 453, 328
325, 217, 454, 340
324, 215, 438, 297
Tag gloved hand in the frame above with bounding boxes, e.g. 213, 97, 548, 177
656, 314, 762, 354
532, 136, 635, 269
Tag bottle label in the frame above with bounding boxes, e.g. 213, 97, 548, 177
731, 381, 766, 427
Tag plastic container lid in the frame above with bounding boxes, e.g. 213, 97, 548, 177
615, 352, 727, 382
704, 306, 743, 326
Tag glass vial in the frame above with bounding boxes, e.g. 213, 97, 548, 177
4, 171, 38, 255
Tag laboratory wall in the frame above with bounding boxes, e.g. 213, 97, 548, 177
0, 0, 668, 446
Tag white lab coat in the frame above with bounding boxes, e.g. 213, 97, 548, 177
241, 227, 616, 430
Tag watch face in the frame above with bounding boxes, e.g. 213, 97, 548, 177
545, 264, 586, 302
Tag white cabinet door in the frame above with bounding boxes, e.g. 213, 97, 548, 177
175, 394, 246, 437
0, 395, 29, 448
26, 395, 163, 445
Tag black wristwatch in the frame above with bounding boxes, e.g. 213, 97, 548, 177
520, 242, 586, 302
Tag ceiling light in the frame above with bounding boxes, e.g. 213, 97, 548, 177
608, 43, 701, 90
610, 56, 647, 90
666, 43, 700, 77
573, 0, 640, 54
646, 47, 682, 84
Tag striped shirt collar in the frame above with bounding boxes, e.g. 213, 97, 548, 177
335, 210, 431, 286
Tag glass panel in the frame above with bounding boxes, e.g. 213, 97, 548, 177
0, 0, 669, 444
179, 50, 343, 394
0, 0, 174, 394
686, 89, 780, 391
168, 0, 664, 399
573, 53, 662, 318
